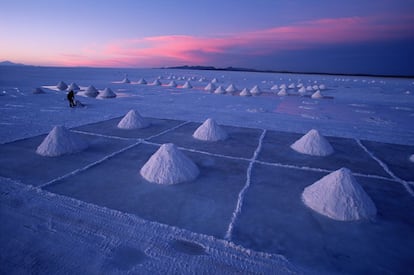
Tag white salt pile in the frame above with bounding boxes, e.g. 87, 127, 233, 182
250, 85, 261, 95
36, 126, 88, 157
117, 110, 149, 129
409, 154, 414, 163
271, 85, 278, 91
306, 85, 313, 91
193, 118, 227, 141
291, 129, 334, 156
150, 79, 162, 86
121, 75, 131, 83
319, 84, 326, 90
214, 86, 226, 94
57, 81, 68, 91
277, 89, 288, 96
33, 88, 45, 94
211, 78, 219, 83
279, 84, 287, 89
137, 78, 147, 85
140, 143, 199, 185
302, 167, 377, 221
98, 88, 116, 98
84, 85, 99, 97
204, 82, 216, 92
225, 83, 238, 93
68, 82, 80, 91
239, 88, 252, 96
298, 86, 306, 94
182, 81, 192, 89
311, 90, 323, 99
312, 85, 319, 91
288, 83, 295, 89
167, 80, 177, 87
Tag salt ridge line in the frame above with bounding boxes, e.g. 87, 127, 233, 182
225, 129, 267, 241
355, 139, 414, 198
71, 130, 136, 141
144, 121, 191, 140
39, 140, 142, 189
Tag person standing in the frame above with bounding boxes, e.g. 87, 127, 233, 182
67, 90, 75, 107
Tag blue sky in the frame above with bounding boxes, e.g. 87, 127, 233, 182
1, 0, 413, 75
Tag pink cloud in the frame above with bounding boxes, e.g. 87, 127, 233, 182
62, 13, 414, 67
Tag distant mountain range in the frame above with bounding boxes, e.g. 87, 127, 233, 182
0, 60, 26, 66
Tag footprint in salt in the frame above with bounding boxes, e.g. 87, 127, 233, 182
171, 239, 207, 256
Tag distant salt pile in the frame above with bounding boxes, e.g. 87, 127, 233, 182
150, 79, 162, 86
193, 118, 227, 141
57, 81, 68, 91
33, 87, 45, 94
211, 78, 219, 83
140, 143, 199, 185
311, 90, 323, 99
279, 84, 287, 90
298, 86, 307, 94
271, 84, 278, 91
250, 85, 261, 96
122, 77, 131, 84
312, 85, 319, 91
225, 83, 238, 93
291, 129, 334, 156
288, 83, 295, 89
36, 126, 88, 157
302, 168, 377, 221
239, 88, 252, 96
214, 86, 226, 94
306, 85, 313, 91
137, 78, 147, 85
167, 80, 177, 87
117, 109, 149, 129
204, 82, 216, 92
409, 154, 414, 163
182, 81, 192, 89
98, 88, 116, 98
68, 82, 80, 91
277, 89, 288, 96
319, 84, 326, 90
84, 85, 99, 97
297, 83, 304, 88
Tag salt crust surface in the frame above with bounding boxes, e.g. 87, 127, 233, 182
290, 129, 334, 156
36, 126, 88, 157
193, 118, 228, 141
117, 110, 149, 129
302, 167, 377, 221
140, 143, 199, 185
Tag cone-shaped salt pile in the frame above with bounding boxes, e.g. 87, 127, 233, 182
33, 87, 45, 94
117, 110, 149, 129
151, 79, 162, 86
298, 86, 306, 94
182, 81, 192, 89
225, 83, 238, 93
137, 78, 147, 85
312, 85, 319, 91
84, 85, 99, 97
302, 168, 377, 221
211, 78, 219, 83
291, 129, 334, 156
36, 126, 88, 157
99, 88, 116, 98
239, 88, 252, 96
57, 81, 68, 91
306, 85, 313, 91
68, 82, 80, 91
279, 84, 287, 89
288, 83, 295, 89
409, 154, 414, 163
271, 84, 278, 91
204, 82, 216, 92
122, 77, 131, 84
167, 80, 177, 87
214, 86, 226, 94
140, 143, 199, 185
311, 90, 323, 99
277, 89, 288, 96
319, 84, 326, 90
250, 85, 261, 95
193, 118, 227, 141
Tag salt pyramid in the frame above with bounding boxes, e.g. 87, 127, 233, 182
319, 84, 326, 90
137, 78, 147, 85
68, 82, 80, 91
312, 85, 319, 91
302, 168, 377, 221
409, 154, 414, 163
211, 78, 219, 83
150, 79, 162, 86
271, 84, 279, 91
167, 80, 177, 87
193, 118, 227, 141
204, 82, 216, 92
288, 83, 295, 89
214, 86, 226, 94
99, 88, 116, 98
84, 85, 99, 97
291, 129, 334, 156
33, 87, 45, 94
182, 81, 192, 89
57, 81, 68, 91
239, 88, 252, 96
117, 110, 149, 129
298, 86, 306, 94
36, 126, 88, 157
277, 89, 288, 96
279, 84, 287, 89
311, 90, 323, 99
140, 143, 199, 185
225, 83, 238, 93
250, 85, 261, 95
306, 85, 313, 91
122, 77, 131, 83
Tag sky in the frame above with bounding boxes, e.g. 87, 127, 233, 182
1, 0, 414, 75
